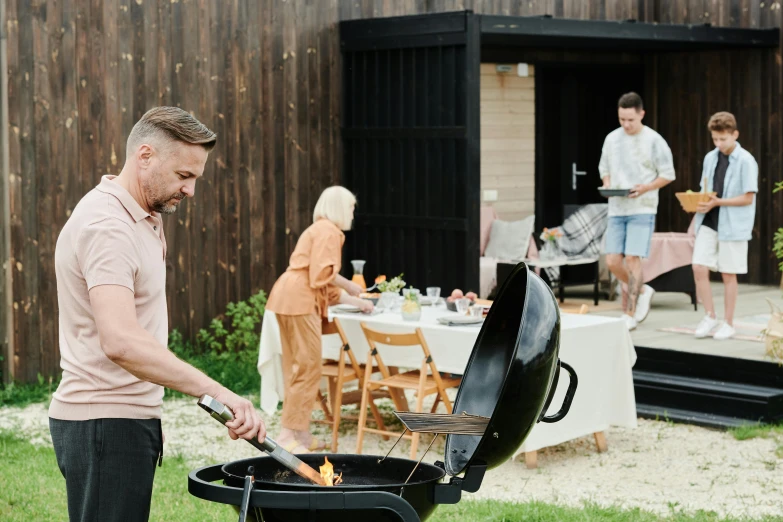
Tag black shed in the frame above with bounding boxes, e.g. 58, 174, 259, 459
339, 11, 780, 294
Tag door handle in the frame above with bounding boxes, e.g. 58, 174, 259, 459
572, 163, 586, 191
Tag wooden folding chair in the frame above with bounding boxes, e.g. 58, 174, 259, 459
314, 317, 386, 452
559, 303, 589, 315
355, 323, 462, 459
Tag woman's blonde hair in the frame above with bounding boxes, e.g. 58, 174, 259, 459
313, 186, 357, 231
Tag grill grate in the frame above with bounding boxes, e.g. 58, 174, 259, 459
393, 411, 490, 435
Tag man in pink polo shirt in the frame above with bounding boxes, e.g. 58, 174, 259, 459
50, 107, 266, 521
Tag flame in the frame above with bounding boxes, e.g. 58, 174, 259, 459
319, 456, 343, 487
375, 275, 386, 283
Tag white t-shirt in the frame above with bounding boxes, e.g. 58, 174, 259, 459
598, 126, 676, 217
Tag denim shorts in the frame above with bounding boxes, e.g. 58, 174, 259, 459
604, 214, 656, 258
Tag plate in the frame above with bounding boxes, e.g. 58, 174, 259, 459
598, 187, 631, 197
332, 304, 361, 313
419, 296, 438, 306
437, 316, 485, 326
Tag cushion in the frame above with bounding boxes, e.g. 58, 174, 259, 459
480, 206, 499, 256
484, 215, 535, 262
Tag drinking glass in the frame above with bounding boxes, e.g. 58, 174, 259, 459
403, 288, 420, 299
426, 287, 441, 299
469, 305, 484, 317
455, 298, 471, 315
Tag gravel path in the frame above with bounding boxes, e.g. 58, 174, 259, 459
3, 398, 782, 519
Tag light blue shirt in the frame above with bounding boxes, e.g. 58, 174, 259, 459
693, 142, 758, 241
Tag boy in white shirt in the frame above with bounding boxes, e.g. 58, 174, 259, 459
600, 92, 676, 331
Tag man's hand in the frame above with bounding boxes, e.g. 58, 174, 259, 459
213, 387, 267, 443
629, 184, 650, 199
696, 195, 719, 214
601, 176, 611, 189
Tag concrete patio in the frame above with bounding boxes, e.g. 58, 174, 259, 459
560, 282, 782, 363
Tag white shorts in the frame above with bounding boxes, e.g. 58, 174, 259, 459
692, 226, 748, 274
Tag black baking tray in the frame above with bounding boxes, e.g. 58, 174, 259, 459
598, 188, 631, 197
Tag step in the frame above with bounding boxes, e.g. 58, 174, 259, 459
634, 346, 783, 389
632, 347, 783, 426
633, 370, 783, 422
635, 404, 751, 429
634, 370, 783, 400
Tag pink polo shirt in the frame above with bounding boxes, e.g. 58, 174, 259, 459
49, 175, 168, 420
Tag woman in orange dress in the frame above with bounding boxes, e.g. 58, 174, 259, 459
266, 186, 373, 452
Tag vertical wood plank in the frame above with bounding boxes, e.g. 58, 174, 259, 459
12, 0, 40, 381
116, 0, 133, 151
130, 0, 145, 120
196, 0, 215, 331
102, 0, 119, 177
283, 0, 299, 254
0, 0, 13, 382
243, 0, 263, 294
169, 0, 186, 332
260, 0, 282, 287
32, 0, 54, 379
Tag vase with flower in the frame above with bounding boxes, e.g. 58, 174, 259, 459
376, 273, 406, 311
539, 228, 564, 261
401, 290, 422, 321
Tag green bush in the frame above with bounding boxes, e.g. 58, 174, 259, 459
166, 289, 267, 398
1, 290, 267, 406
0, 373, 58, 408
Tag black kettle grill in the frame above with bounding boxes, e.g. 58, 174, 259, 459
188, 262, 578, 521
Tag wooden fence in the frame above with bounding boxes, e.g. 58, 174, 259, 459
1, 0, 782, 383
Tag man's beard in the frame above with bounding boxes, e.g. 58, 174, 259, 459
143, 173, 186, 215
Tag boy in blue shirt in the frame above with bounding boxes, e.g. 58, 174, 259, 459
688, 112, 758, 340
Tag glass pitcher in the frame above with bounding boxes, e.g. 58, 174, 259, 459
351, 260, 367, 290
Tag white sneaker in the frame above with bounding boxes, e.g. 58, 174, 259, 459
622, 314, 638, 331
694, 314, 720, 339
634, 285, 656, 323
713, 322, 736, 341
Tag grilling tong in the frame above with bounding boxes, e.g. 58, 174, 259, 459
198, 394, 326, 486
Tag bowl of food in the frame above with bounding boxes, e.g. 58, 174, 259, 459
360, 292, 380, 305
676, 190, 716, 213
445, 289, 477, 312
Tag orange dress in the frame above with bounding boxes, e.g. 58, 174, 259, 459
266, 219, 344, 318
266, 219, 345, 431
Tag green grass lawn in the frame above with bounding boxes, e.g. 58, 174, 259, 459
1, 431, 779, 522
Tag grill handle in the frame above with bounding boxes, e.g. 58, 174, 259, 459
540, 361, 578, 423
197, 394, 326, 486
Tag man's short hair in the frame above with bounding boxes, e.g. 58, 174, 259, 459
127, 107, 217, 156
708, 111, 738, 133
618, 92, 644, 111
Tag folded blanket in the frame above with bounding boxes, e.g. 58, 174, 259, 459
544, 204, 608, 281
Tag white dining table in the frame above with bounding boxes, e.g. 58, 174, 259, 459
257, 303, 638, 456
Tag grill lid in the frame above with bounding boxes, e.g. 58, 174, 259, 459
441, 262, 577, 476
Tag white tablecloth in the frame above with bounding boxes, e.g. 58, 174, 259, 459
257, 305, 637, 455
